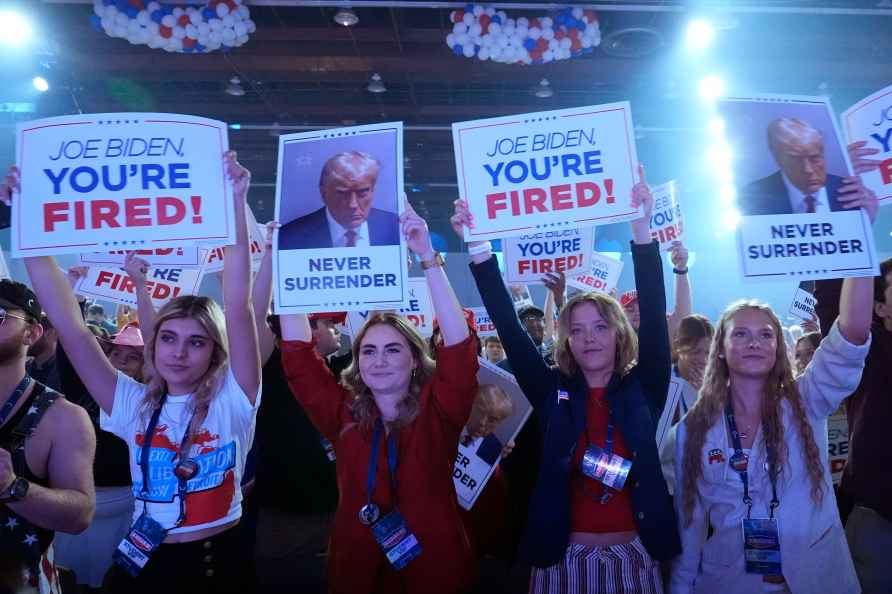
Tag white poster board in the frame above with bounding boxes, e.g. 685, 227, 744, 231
14, 113, 234, 257
272, 122, 408, 314
842, 84, 892, 206
454, 359, 532, 510
0, 247, 9, 280
345, 278, 433, 338
202, 206, 266, 273
828, 411, 849, 486
74, 265, 204, 308
567, 252, 624, 294
788, 282, 817, 321
471, 306, 497, 337
80, 247, 203, 267
453, 103, 641, 241
717, 95, 879, 281
649, 180, 685, 250
503, 227, 594, 284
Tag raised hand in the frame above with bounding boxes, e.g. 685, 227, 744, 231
630, 164, 655, 244
224, 150, 251, 202
122, 252, 150, 289
670, 241, 689, 272
399, 201, 434, 258
847, 141, 882, 175
450, 198, 474, 239
838, 175, 879, 223
1, 166, 20, 206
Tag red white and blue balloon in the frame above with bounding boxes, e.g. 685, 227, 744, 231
91, 0, 255, 53
446, 4, 600, 64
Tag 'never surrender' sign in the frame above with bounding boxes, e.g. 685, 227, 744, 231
453, 103, 640, 240
14, 113, 234, 257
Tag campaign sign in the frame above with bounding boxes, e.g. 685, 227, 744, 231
75, 265, 204, 308
80, 247, 203, 268
736, 211, 877, 281
828, 410, 849, 486
503, 227, 594, 284
13, 113, 234, 257
507, 283, 534, 308
718, 95, 878, 281
202, 206, 266, 273
273, 123, 407, 314
567, 252, 624, 294
454, 359, 532, 510
842, 84, 892, 205
346, 278, 432, 337
650, 180, 685, 250
0, 247, 9, 280
471, 307, 497, 337
453, 103, 641, 241
788, 282, 817, 321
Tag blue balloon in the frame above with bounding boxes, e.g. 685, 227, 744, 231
576, 20, 586, 31
194, 43, 205, 52
90, 14, 103, 31
491, 14, 501, 24
115, 0, 127, 12
151, 10, 162, 23
103, 0, 114, 6
202, 7, 215, 20
583, 47, 594, 54
125, 6, 138, 18
464, 3, 474, 13
452, 44, 463, 56
524, 38, 535, 50
161, 5, 173, 14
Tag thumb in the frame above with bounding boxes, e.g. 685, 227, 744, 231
402, 192, 416, 216
638, 163, 647, 185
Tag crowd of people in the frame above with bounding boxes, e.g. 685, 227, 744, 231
0, 144, 889, 594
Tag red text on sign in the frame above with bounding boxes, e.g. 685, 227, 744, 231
43, 196, 203, 232
486, 180, 614, 220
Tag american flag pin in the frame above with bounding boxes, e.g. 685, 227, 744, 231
557, 390, 570, 404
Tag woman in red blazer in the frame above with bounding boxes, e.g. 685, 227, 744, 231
279, 203, 479, 594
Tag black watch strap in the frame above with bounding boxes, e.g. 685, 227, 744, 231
0, 477, 29, 503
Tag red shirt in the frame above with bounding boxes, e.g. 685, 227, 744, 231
281, 335, 479, 594
569, 388, 636, 533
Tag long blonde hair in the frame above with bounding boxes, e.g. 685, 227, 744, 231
553, 292, 638, 377
680, 300, 825, 526
341, 312, 435, 430
140, 296, 229, 438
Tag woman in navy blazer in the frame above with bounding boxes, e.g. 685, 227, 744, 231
452, 168, 680, 593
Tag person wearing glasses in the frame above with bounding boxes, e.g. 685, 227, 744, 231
0, 279, 96, 593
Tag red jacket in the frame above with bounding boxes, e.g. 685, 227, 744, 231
281, 335, 480, 594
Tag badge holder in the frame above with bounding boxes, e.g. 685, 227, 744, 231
578, 411, 632, 504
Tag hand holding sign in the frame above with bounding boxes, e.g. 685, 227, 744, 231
630, 164, 654, 244
837, 175, 879, 223
225, 151, 251, 205
1, 165, 20, 206
847, 141, 882, 175
67, 266, 88, 289
542, 271, 566, 303
450, 198, 474, 236
122, 252, 150, 290
669, 241, 689, 272
400, 201, 434, 259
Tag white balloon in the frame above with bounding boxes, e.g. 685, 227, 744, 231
172, 26, 186, 40
237, 6, 250, 19
189, 11, 202, 25
209, 30, 222, 43
469, 23, 481, 36
478, 46, 490, 60
222, 27, 236, 42
198, 34, 208, 45
161, 15, 175, 28
147, 36, 162, 48
462, 12, 474, 26
148, 21, 159, 34
186, 24, 198, 38
489, 45, 502, 60
581, 37, 592, 48
234, 22, 247, 36
207, 38, 221, 50
112, 24, 126, 38
115, 12, 128, 27
485, 7, 495, 16
172, 7, 184, 17
528, 26, 541, 40
216, 3, 229, 18
540, 17, 552, 28
93, 2, 105, 17
198, 22, 210, 36
453, 22, 467, 35
515, 25, 528, 38
127, 19, 140, 34
543, 49, 554, 61
497, 11, 507, 21
136, 10, 150, 25
462, 44, 475, 58
488, 22, 501, 35
473, 5, 484, 16
210, 19, 222, 31
455, 32, 469, 46
100, 15, 112, 29
542, 28, 554, 41
236, 34, 249, 45
146, 2, 160, 12
222, 15, 235, 28
573, 7, 584, 19
548, 38, 558, 51
104, 5, 117, 17
446, 33, 456, 46
560, 37, 571, 49
246, 20, 255, 33
517, 17, 529, 28
497, 34, 509, 48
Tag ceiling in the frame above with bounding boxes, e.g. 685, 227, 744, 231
8, 0, 892, 252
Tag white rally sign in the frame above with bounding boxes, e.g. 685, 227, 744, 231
80, 247, 203, 268
842, 84, 892, 206
649, 180, 685, 250
453, 103, 641, 241
788, 283, 817, 321
346, 278, 433, 337
567, 252, 624, 294
74, 265, 204, 308
471, 306, 497, 337
14, 113, 234, 257
503, 227, 593, 284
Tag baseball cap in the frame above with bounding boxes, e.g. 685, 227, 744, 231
0, 279, 42, 322
517, 305, 545, 321
619, 290, 639, 308
308, 312, 348, 325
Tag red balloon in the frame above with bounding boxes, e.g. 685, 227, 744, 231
571, 37, 581, 51
177, 14, 189, 26
183, 37, 196, 48
453, 10, 464, 23
481, 23, 489, 34
584, 10, 598, 23
555, 30, 564, 40
225, 0, 236, 10
479, 14, 490, 27
159, 25, 172, 38
536, 37, 547, 50
127, 0, 144, 9
530, 18, 540, 28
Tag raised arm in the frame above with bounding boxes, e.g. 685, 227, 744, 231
451, 198, 551, 410
1, 166, 118, 415
630, 166, 671, 412
403, 201, 468, 346
667, 241, 692, 341
222, 152, 261, 403
542, 271, 565, 344
122, 252, 156, 339
251, 221, 278, 364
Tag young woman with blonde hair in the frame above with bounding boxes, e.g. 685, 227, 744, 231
670, 186, 877, 594
278, 203, 479, 594
455, 166, 681, 593
12, 152, 261, 594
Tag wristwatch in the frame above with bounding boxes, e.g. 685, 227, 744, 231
0, 477, 29, 504
420, 252, 445, 270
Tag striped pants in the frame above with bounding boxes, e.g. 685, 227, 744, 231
529, 537, 663, 594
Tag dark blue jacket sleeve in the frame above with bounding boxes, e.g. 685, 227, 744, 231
470, 255, 552, 411
631, 240, 671, 416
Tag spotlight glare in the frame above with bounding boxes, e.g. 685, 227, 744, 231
719, 186, 737, 204
706, 142, 733, 166
0, 10, 33, 47
32, 76, 49, 92
708, 117, 725, 136
722, 208, 741, 231
685, 19, 715, 51
698, 75, 725, 101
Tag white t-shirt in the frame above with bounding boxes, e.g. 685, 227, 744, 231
100, 367, 260, 534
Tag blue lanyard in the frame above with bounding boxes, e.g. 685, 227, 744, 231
0, 375, 31, 428
366, 419, 398, 510
138, 395, 194, 527
725, 403, 779, 518
583, 405, 617, 503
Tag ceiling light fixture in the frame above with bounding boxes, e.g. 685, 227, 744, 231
225, 76, 245, 97
367, 73, 386, 94
534, 78, 554, 99
32, 76, 49, 92
334, 7, 359, 27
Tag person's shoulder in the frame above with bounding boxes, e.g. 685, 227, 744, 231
41, 395, 94, 440
368, 208, 399, 224
283, 207, 326, 229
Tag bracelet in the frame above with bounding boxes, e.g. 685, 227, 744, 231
673, 267, 688, 275
467, 241, 493, 256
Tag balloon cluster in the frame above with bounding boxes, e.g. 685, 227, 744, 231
90, 0, 255, 53
446, 4, 600, 64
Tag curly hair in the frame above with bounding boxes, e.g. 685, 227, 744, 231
139, 296, 229, 440
553, 292, 638, 377
341, 312, 436, 430
680, 300, 825, 526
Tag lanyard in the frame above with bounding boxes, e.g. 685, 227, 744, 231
138, 395, 195, 528
0, 375, 31, 428
366, 419, 398, 510
725, 402, 779, 519
583, 405, 617, 504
